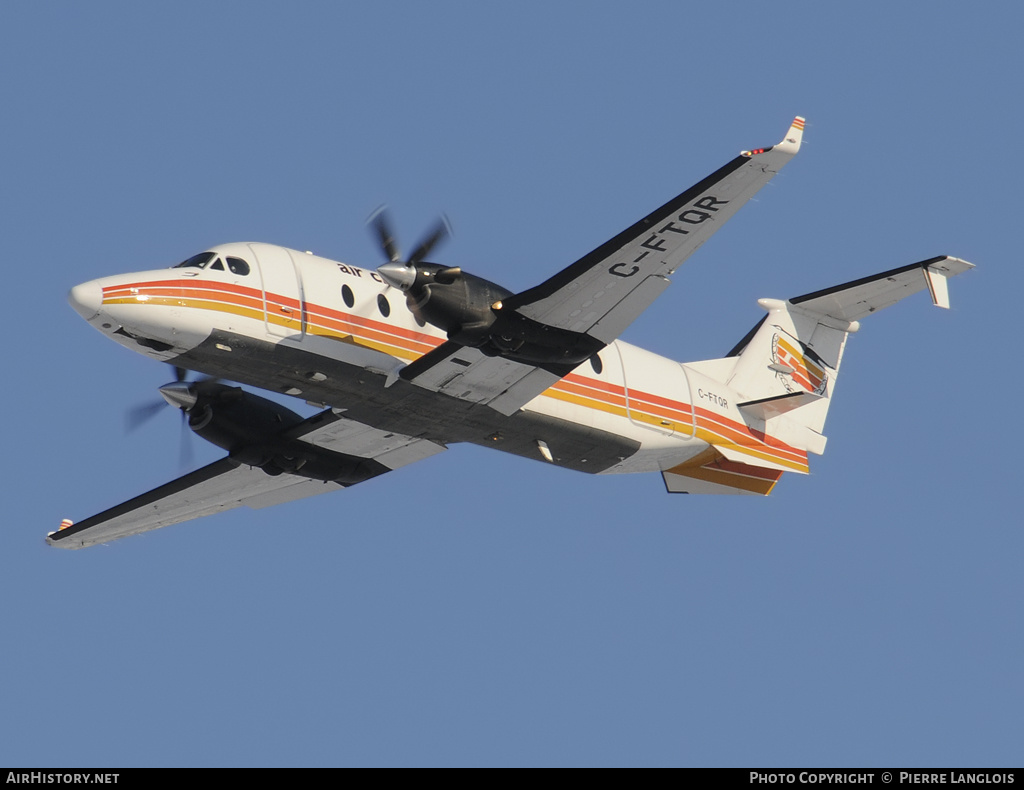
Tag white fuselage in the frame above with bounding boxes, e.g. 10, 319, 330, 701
69, 242, 807, 477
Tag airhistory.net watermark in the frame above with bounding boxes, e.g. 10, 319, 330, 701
6, 775, 118, 784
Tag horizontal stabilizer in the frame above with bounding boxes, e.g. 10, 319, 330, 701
663, 449, 784, 496
720, 254, 975, 459
716, 443, 809, 474
790, 256, 974, 323
737, 390, 824, 420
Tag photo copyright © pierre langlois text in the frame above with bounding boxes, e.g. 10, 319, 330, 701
750, 774, 1016, 785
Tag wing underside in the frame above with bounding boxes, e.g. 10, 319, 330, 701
49, 411, 446, 549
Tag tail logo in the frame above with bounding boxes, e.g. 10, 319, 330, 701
771, 332, 829, 395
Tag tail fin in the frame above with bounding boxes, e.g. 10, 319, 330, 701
669, 256, 973, 494
729, 256, 972, 444
727, 299, 844, 436
739, 254, 972, 439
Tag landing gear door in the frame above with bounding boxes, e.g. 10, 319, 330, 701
249, 243, 305, 338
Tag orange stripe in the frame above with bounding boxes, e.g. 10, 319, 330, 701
714, 457, 786, 482
111, 278, 807, 462
543, 388, 630, 420
628, 396, 692, 421
694, 405, 805, 458
562, 372, 627, 397
104, 279, 264, 301
551, 379, 627, 409
308, 327, 421, 360
666, 453, 782, 495
106, 279, 444, 354
693, 431, 807, 473
308, 312, 437, 355
672, 467, 778, 495
310, 303, 440, 345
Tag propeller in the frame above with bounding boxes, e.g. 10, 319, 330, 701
124, 366, 215, 467
369, 208, 453, 291
124, 366, 188, 432
365, 208, 510, 345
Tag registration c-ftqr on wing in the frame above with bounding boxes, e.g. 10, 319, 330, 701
50, 117, 973, 549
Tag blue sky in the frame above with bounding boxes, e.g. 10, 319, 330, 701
2, 1, 1019, 767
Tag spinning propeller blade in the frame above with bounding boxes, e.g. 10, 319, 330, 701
369, 209, 452, 291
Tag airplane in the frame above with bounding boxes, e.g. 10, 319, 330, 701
49, 116, 974, 549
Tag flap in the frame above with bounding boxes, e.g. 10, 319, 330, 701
400, 342, 563, 416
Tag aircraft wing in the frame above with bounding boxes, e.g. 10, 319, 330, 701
402, 117, 806, 415
501, 116, 805, 335
48, 411, 446, 549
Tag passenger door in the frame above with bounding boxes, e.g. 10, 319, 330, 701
248, 243, 305, 338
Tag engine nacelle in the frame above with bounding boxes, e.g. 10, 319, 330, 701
162, 382, 386, 485
401, 263, 512, 345
181, 383, 305, 454
379, 261, 603, 368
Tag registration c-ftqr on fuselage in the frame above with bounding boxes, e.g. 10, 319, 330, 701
50, 117, 974, 549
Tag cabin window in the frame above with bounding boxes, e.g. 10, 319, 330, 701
174, 252, 215, 269
226, 257, 251, 276
341, 284, 355, 308
377, 293, 391, 317
590, 354, 603, 375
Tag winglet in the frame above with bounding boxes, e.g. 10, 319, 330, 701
742, 116, 805, 158
775, 116, 805, 155
923, 256, 973, 309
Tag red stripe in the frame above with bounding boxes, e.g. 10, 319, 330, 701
108, 279, 806, 457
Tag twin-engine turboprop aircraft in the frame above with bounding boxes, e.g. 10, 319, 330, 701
50, 117, 973, 549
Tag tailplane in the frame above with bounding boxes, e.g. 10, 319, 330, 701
727, 255, 972, 435
666, 256, 973, 494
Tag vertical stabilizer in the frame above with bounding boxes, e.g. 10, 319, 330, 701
727, 298, 851, 437
703, 256, 973, 459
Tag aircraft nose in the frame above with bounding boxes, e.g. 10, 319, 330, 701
68, 280, 103, 320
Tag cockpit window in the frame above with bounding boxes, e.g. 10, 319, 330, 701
209, 258, 225, 271
226, 257, 250, 276
174, 252, 216, 269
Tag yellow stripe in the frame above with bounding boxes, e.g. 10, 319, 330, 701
114, 293, 805, 465
668, 463, 778, 495
695, 427, 809, 472
543, 388, 697, 436
105, 295, 267, 323
628, 409, 694, 436
542, 388, 630, 420
307, 326, 420, 360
